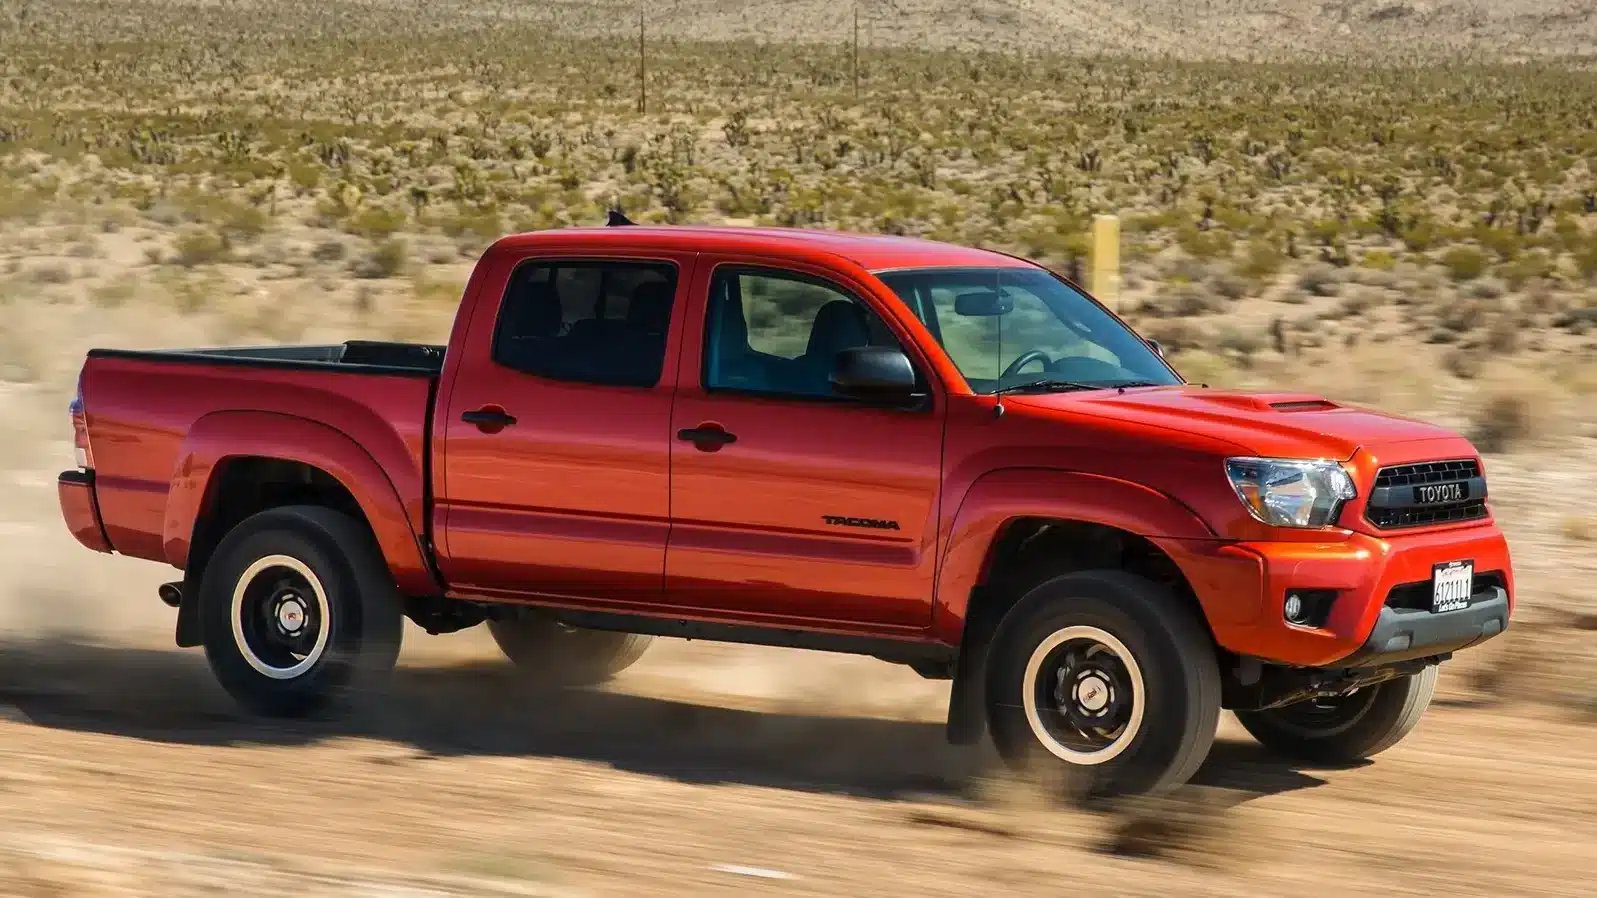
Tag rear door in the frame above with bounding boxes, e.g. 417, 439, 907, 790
663, 255, 946, 630
436, 248, 697, 602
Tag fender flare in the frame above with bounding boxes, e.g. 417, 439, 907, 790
931, 467, 1215, 644
162, 410, 440, 597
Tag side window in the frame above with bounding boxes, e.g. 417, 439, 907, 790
703, 266, 903, 399
492, 259, 677, 387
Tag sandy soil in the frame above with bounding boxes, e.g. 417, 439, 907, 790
2, 378, 1596, 897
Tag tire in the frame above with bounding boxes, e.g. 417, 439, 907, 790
487, 614, 652, 687
198, 505, 403, 718
1235, 665, 1438, 763
984, 570, 1221, 798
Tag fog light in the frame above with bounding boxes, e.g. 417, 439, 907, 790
1283, 588, 1339, 629
1284, 593, 1306, 624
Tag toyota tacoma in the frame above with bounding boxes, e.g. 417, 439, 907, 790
58, 219, 1513, 794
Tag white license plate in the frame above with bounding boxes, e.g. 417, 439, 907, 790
1432, 560, 1474, 613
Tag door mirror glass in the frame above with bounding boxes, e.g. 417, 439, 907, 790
830, 347, 920, 402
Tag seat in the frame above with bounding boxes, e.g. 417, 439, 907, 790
706, 283, 769, 391
616, 279, 675, 384
796, 299, 871, 395
496, 280, 563, 372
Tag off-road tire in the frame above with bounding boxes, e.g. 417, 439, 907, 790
984, 569, 1221, 798
198, 505, 403, 718
487, 614, 652, 687
1235, 665, 1438, 763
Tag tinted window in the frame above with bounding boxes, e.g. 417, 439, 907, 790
703, 267, 903, 399
492, 260, 677, 387
878, 266, 1179, 393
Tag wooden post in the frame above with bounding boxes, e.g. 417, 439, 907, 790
1091, 214, 1121, 310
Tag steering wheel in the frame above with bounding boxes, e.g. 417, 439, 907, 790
1001, 349, 1054, 380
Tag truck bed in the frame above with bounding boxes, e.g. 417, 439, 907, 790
78, 340, 441, 567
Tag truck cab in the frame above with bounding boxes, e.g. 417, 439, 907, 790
59, 222, 1513, 796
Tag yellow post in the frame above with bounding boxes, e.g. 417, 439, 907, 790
1091, 214, 1121, 310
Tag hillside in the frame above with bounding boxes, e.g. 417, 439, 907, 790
12, 0, 1597, 61
534, 0, 1597, 60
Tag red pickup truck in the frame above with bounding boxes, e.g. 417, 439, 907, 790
58, 220, 1513, 795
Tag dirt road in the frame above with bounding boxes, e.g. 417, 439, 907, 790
3, 390, 1596, 897
1, 617, 1595, 897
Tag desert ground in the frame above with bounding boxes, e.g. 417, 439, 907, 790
3, 0, 1597, 894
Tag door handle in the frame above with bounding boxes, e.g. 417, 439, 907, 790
461, 407, 517, 432
677, 425, 737, 450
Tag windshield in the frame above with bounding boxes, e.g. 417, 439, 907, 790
875, 266, 1182, 394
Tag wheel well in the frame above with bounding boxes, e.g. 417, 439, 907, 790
966, 517, 1216, 648
185, 457, 366, 588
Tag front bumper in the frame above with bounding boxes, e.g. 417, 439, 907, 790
1339, 585, 1508, 667
1158, 521, 1513, 668
58, 470, 113, 553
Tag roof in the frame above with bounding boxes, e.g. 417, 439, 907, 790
490, 224, 1039, 273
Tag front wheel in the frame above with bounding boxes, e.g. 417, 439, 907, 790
984, 570, 1221, 798
1235, 665, 1438, 763
199, 505, 403, 718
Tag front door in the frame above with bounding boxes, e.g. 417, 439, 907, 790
437, 249, 695, 603
665, 257, 946, 630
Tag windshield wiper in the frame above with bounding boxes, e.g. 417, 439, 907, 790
992, 378, 1102, 396
990, 378, 1109, 418
1102, 380, 1164, 390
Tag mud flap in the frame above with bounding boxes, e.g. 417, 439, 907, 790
945, 637, 989, 744
174, 571, 203, 648
945, 593, 998, 745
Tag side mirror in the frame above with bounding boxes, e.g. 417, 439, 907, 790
953, 290, 1014, 317
1146, 338, 1165, 358
830, 347, 921, 403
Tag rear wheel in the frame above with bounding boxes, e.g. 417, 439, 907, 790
984, 570, 1221, 798
1235, 665, 1438, 762
487, 614, 652, 687
199, 505, 403, 718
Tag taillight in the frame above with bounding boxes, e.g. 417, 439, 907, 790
70, 377, 93, 471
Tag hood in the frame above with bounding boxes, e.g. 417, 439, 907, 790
1008, 385, 1463, 460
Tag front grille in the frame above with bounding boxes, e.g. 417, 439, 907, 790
1385, 571, 1506, 612
1365, 459, 1489, 530
1373, 459, 1480, 489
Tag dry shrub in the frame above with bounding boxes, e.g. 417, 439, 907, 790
1283, 342, 1438, 415
1468, 371, 1560, 453
1166, 349, 1243, 388
1139, 318, 1207, 355
1298, 263, 1341, 297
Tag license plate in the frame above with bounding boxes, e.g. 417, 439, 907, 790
1432, 560, 1474, 613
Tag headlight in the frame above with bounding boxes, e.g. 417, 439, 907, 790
1225, 457, 1356, 529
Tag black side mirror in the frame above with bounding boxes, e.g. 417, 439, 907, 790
1146, 338, 1165, 358
831, 347, 921, 403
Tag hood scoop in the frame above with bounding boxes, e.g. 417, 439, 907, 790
1192, 391, 1343, 413
1268, 398, 1342, 412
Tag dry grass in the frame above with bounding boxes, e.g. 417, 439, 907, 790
0, 2, 1595, 416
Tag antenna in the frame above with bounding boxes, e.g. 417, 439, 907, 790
607, 208, 635, 227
